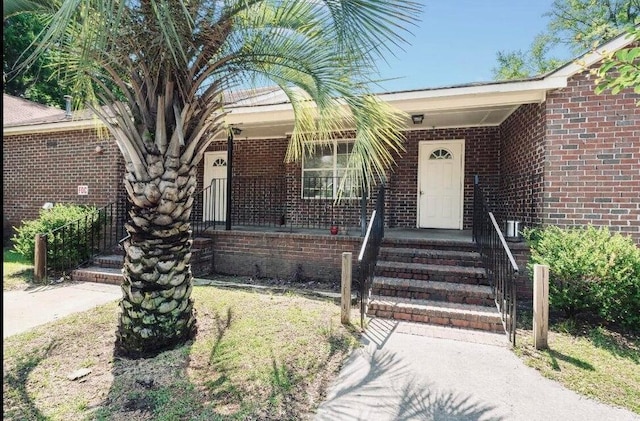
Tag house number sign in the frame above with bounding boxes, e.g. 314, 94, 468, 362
77, 185, 89, 195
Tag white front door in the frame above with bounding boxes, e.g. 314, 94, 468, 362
417, 140, 464, 229
203, 151, 228, 222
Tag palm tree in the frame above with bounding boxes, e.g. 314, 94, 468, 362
5, 0, 420, 357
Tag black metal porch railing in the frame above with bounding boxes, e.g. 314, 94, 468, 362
356, 184, 385, 327
191, 179, 225, 237
193, 175, 371, 232
473, 176, 519, 345
469, 173, 543, 230
44, 199, 128, 273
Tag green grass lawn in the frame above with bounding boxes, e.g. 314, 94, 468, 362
515, 321, 640, 414
3, 248, 34, 290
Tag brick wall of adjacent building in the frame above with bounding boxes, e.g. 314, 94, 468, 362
387, 127, 501, 229
3, 129, 124, 230
544, 68, 640, 244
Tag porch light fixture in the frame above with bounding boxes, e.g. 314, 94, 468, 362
232, 127, 242, 135
411, 114, 424, 124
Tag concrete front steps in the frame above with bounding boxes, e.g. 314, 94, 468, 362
71, 237, 214, 285
367, 237, 504, 334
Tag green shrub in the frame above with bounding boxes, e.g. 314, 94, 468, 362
11, 204, 103, 268
523, 225, 640, 331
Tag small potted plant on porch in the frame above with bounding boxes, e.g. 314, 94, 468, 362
330, 220, 339, 235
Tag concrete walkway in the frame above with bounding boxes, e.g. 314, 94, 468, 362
3, 281, 121, 338
315, 318, 640, 421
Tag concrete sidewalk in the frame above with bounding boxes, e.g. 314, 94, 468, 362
315, 318, 639, 421
3, 281, 121, 338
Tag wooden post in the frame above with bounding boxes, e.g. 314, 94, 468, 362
533, 264, 549, 350
34, 234, 47, 282
341, 252, 352, 325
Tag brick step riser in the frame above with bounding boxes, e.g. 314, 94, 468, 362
367, 306, 503, 333
91, 244, 211, 270
71, 270, 122, 286
377, 254, 483, 268
371, 286, 494, 307
381, 241, 477, 253
93, 258, 123, 269
375, 269, 490, 286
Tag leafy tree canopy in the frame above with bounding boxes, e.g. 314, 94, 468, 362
493, 0, 640, 80
593, 25, 640, 99
3, 11, 68, 108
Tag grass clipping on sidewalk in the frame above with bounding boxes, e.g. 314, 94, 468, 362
3, 286, 360, 421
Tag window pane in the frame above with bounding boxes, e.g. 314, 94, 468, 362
305, 145, 334, 169
302, 141, 354, 199
336, 169, 360, 198
336, 142, 353, 167
303, 170, 334, 198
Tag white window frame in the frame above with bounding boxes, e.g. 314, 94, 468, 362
301, 139, 357, 199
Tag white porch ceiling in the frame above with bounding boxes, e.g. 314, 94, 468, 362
402, 104, 521, 129
217, 103, 524, 140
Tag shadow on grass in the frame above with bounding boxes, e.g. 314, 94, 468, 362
553, 319, 640, 365
547, 349, 595, 371
208, 307, 233, 366
3, 340, 58, 421
588, 327, 639, 364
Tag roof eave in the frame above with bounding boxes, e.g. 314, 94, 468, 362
3, 118, 105, 135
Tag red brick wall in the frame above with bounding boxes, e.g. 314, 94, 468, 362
387, 127, 501, 229
3, 129, 124, 229
210, 230, 360, 281
199, 136, 289, 181
200, 129, 502, 231
544, 69, 640, 244
498, 103, 546, 228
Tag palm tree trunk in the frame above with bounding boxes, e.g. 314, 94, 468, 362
116, 160, 198, 357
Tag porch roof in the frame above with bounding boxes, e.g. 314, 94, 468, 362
221, 78, 558, 138
220, 28, 636, 139
3, 27, 635, 138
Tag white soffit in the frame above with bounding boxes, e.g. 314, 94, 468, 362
223, 81, 555, 134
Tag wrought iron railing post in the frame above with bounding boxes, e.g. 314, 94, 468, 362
360, 176, 368, 237
225, 131, 233, 231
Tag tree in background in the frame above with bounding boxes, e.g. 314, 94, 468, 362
4, 0, 420, 357
493, 0, 640, 80
3, 11, 68, 108
593, 25, 640, 98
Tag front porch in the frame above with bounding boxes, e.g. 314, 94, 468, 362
195, 224, 475, 283
202, 224, 474, 242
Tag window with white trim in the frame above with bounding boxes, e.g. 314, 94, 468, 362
302, 140, 358, 199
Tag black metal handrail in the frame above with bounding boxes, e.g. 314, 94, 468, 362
44, 200, 128, 273
473, 177, 519, 345
356, 184, 385, 327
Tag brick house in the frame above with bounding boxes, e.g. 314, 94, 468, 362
3, 31, 639, 282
